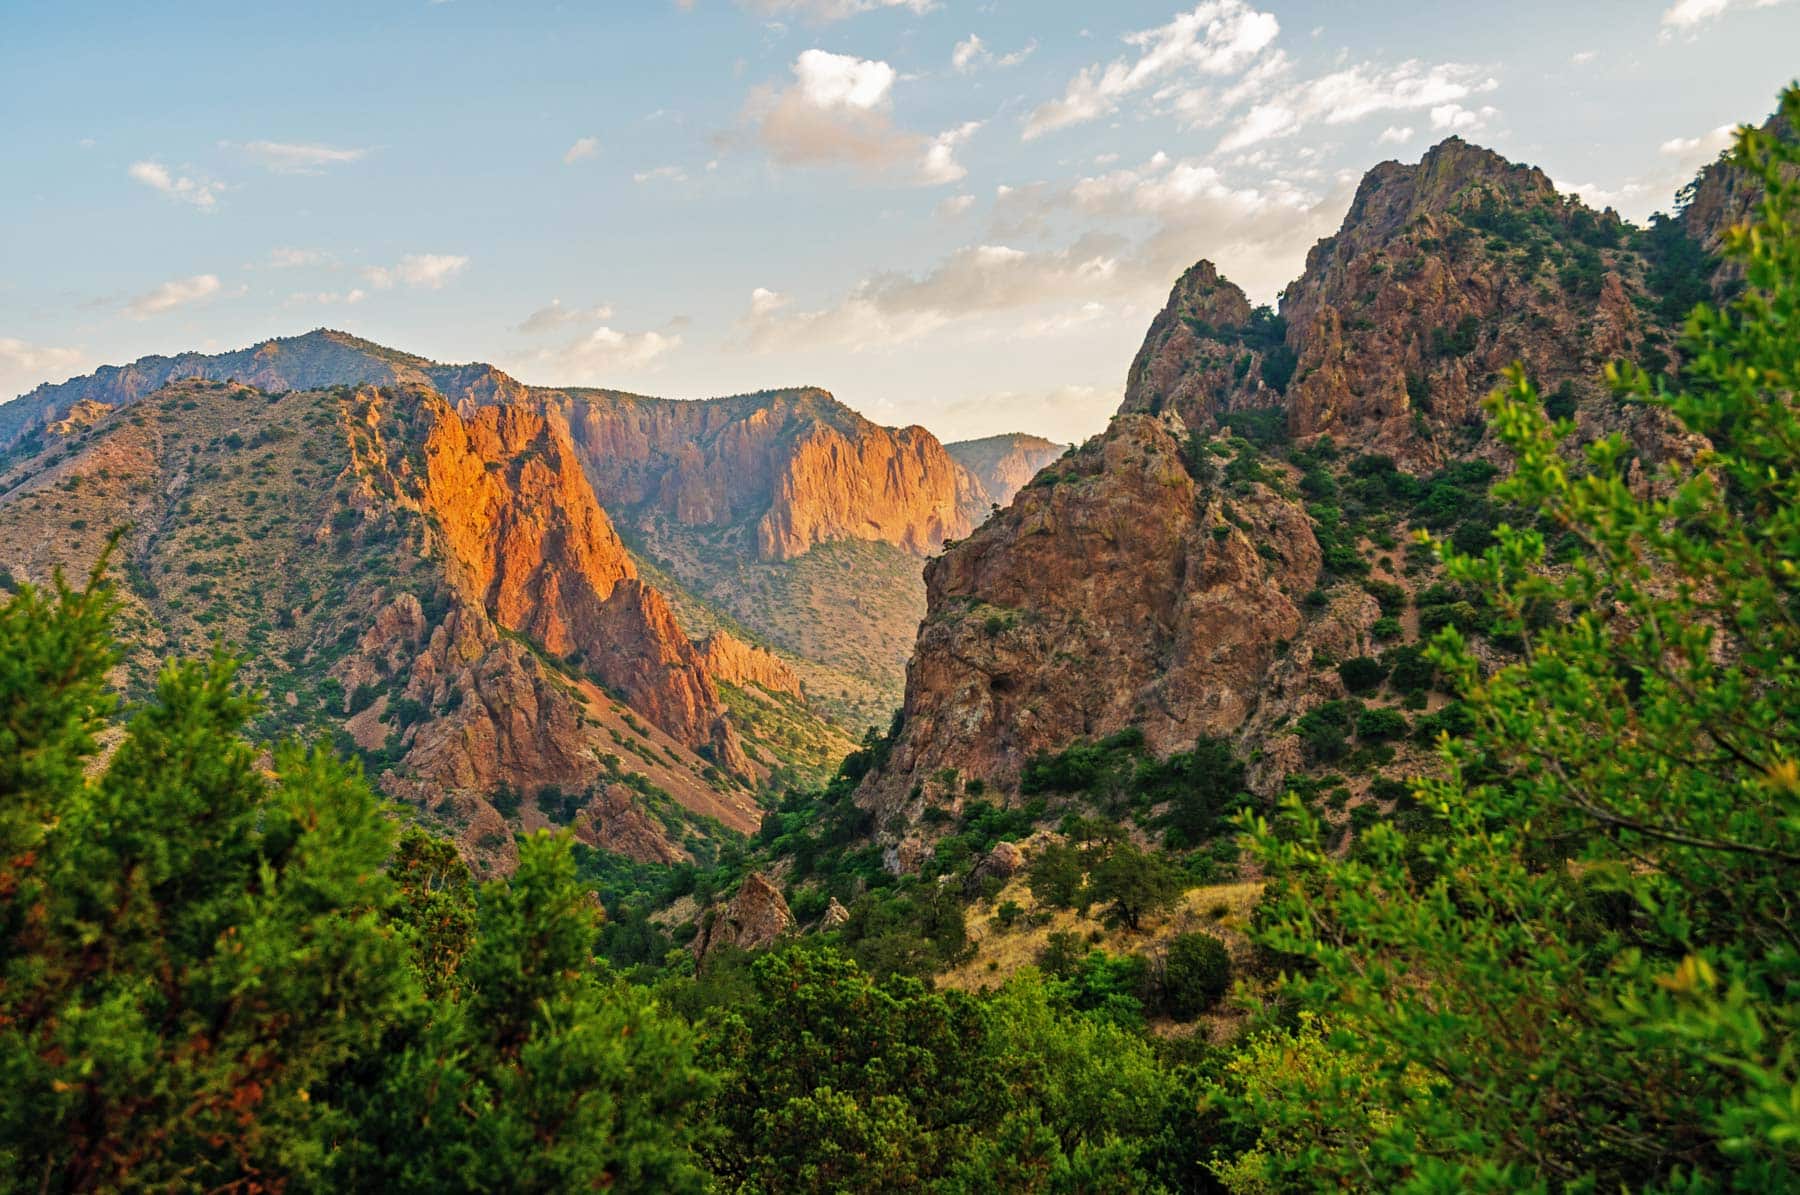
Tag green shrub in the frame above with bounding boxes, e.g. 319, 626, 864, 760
1160, 932, 1233, 1018
1338, 656, 1388, 693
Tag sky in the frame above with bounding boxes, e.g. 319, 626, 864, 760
3, 1, 1796, 444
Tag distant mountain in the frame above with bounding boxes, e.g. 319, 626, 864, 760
0, 329, 1074, 864
945, 433, 1068, 511
2, 331, 1065, 730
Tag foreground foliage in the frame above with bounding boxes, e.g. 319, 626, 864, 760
1240, 90, 1800, 1191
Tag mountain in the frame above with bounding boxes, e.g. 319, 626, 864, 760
3, 332, 1056, 732
944, 433, 1069, 510
855, 134, 1731, 870
0, 374, 786, 872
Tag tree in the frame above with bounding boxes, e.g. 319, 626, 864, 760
700, 947, 989, 1193
1159, 932, 1232, 1019
0, 563, 414, 1191
1240, 93, 1800, 1191
1089, 841, 1183, 932
1027, 839, 1086, 909
0, 564, 717, 1192
330, 832, 717, 1193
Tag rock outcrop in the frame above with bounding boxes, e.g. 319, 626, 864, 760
379, 390, 751, 775
859, 414, 1320, 865
692, 871, 794, 961
695, 629, 804, 699
862, 130, 1736, 868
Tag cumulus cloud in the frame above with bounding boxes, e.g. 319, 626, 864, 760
1377, 125, 1414, 145
521, 326, 681, 383
125, 274, 222, 318
362, 254, 469, 290
741, 48, 981, 185
633, 165, 688, 183
1024, 2, 1281, 139
738, 150, 1346, 355
1570, 49, 1598, 64
0, 338, 85, 398
515, 299, 616, 334
1661, 0, 1793, 32
1217, 59, 1499, 152
228, 140, 368, 173
128, 161, 224, 210
1430, 103, 1497, 133
563, 136, 600, 164
1660, 124, 1737, 158
936, 193, 976, 220
952, 33, 1035, 73
1553, 119, 1740, 221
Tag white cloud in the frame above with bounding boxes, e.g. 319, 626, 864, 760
1660, 124, 1736, 158
1555, 178, 1653, 211
742, 0, 937, 21
563, 136, 600, 164
1430, 103, 1497, 133
230, 140, 368, 173
0, 338, 85, 398
1377, 125, 1414, 145
522, 325, 681, 382
1024, 2, 1281, 139
742, 49, 979, 185
1661, 0, 1793, 32
738, 147, 1347, 357
1570, 49, 1598, 65
634, 165, 688, 183
126, 274, 222, 318
953, 33, 1035, 73
919, 121, 983, 185
515, 299, 616, 333
362, 254, 469, 290
128, 161, 223, 210
1216, 59, 1499, 152
267, 247, 327, 268
936, 193, 976, 220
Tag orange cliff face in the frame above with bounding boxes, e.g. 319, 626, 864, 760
552, 388, 984, 561
410, 395, 750, 774
695, 629, 804, 699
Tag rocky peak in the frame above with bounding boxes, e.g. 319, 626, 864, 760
1120, 259, 1282, 429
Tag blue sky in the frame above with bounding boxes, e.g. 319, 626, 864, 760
3, 0, 1795, 442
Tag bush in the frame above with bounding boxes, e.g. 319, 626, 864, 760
1338, 656, 1388, 693
1355, 706, 1409, 742
1161, 933, 1233, 1018
1296, 701, 1356, 764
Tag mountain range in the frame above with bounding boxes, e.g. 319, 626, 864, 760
0, 119, 1754, 888
0, 335, 1062, 870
